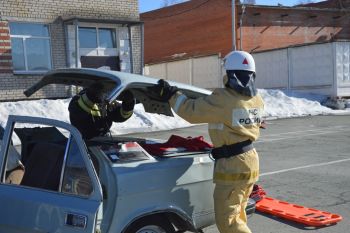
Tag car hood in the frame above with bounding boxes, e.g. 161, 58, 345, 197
24, 68, 212, 116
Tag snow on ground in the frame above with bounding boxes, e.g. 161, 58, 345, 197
0, 89, 349, 135
259, 89, 346, 119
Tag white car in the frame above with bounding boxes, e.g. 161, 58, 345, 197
0, 69, 255, 233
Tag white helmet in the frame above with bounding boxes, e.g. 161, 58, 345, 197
224, 50, 255, 73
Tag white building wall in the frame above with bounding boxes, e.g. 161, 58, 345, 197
335, 42, 350, 96
253, 49, 289, 89
145, 54, 221, 89
167, 60, 191, 84
67, 25, 76, 68
253, 41, 350, 97
290, 43, 334, 88
145, 63, 166, 80
145, 42, 350, 97
192, 55, 221, 89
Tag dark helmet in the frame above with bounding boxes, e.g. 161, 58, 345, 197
85, 82, 105, 103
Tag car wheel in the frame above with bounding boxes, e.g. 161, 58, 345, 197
126, 216, 175, 233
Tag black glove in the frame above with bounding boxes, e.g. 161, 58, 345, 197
153, 79, 178, 102
120, 90, 135, 111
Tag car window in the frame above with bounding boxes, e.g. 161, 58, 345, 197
62, 137, 93, 197
1, 122, 93, 198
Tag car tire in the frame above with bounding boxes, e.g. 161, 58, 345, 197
126, 215, 175, 233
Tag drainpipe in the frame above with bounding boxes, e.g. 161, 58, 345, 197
240, 4, 246, 50
74, 19, 80, 95
141, 23, 144, 75
74, 19, 80, 69
128, 25, 134, 73
232, 0, 236, 51
287, 48, 292, 91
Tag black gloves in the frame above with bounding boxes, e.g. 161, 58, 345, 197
153, 79, 178, 102
107, 90, 135, 121
120, 90, 136, 111
108, 90, 135, 116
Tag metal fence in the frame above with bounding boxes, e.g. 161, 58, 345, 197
145, 42, 350, 97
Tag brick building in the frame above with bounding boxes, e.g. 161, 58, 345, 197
141, 0, 349, 97
141, 0, 350, 65
0, 0, 143, 101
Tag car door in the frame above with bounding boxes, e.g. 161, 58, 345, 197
0, 115, 103, 233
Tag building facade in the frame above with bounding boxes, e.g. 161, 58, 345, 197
141, 0, 350, 64
0, 0, 142, 100
238, 0, 350, 53
141, 0, 350, 97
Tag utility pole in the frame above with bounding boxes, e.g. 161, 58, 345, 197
240, 4, 246, 50
232, 0, 236, 50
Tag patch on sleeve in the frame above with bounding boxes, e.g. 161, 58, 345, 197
232, 108, 262, 127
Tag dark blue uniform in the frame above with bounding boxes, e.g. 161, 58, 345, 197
68, 88, 134, 140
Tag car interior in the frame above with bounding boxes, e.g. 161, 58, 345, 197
20, 142, 65, 191
5, 127, 67, 188
4, 125, 101, 197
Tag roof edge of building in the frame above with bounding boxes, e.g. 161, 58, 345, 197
145, 52, 222, 66
251, 39, 350, 54
239, 4, 350, 12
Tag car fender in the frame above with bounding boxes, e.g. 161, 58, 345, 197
121, 205, 197, 233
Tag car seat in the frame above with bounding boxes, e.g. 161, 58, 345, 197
20, 142, 65, 191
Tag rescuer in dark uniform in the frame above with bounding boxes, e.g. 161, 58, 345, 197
68, 82, 135, 140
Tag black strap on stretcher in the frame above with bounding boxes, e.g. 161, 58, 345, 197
211, 140, 254, 160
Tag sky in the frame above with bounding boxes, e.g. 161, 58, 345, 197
1, 90, 349, 137
139, 0, 323, 13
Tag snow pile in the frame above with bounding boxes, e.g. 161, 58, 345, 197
0, 99, 71, 128
259, 89, 338, 119
0, 89, 348, 135
0, 98, 191, 135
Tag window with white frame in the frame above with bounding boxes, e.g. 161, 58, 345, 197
10, 22, 52, 73
79, 27, 116, 49
78, 27, 117, 56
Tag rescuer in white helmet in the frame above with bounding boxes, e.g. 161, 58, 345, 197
153, 50, 264, 233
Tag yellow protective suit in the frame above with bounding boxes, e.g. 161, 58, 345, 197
169, 87, 264, 233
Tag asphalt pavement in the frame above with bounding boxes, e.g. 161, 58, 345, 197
128, 114, 350, 233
